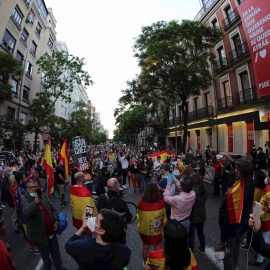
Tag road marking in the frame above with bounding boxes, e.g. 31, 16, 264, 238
204, 246, 224, 269
35, 258, 43, 270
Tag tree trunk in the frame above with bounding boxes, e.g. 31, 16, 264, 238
181, 96, 188, 153
33, 127, 39, 154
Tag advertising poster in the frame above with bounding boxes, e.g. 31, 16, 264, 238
238, 0, 270, 97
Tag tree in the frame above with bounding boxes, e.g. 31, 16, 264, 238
0, 51, 23, 101
130, 20, 221, 151
27, 51, 93, 152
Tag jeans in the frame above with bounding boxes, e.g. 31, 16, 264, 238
179, 219, 190, 234
189, 222, 205, 251
37, 235, 62, 270
140, 174, 149, 193
223, 233, 244, 270
122, 169, 128, 185
257, 231, 270, 263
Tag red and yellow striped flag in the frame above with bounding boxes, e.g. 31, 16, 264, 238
137, 200, 167, 246
150, 151, 168, 163
70, 185, 97, 232
228, 177, 244, 224
43, 137, 55, 197
58, 137, 71, 183
146, 248, 198, 270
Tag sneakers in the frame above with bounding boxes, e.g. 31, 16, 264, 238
122, 185, 127, 189
197, 247, 205, 254
1, 204, 6, 208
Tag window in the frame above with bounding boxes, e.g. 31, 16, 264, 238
240, 72, 250, 91
7, 107, 16, 120
21, 28, 29, 43
194, 98, 199, 111
23, 86, 30, 101
30, 41, 37, 56
11, 5, 24, 27
37, 0, 48, 18
35, 22, 42, 36
225, 5, 235, 23
20, 112, 28, 124
1, 29, 16, 53
233, 35, 243, 56
16, 50, 24, 64
240, 72, 252, 102
212, 18, 220, 29
237, 0, 245, 4
26, 62, 33, 77
223, 81, 233, 106
48, 36, 54, 49
217, 46, 227, 66
10, 79, 18, 94
27, 9, 35, 25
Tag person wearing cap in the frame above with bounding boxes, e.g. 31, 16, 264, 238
255, 147, 267, 170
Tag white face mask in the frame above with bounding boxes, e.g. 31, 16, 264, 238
30, 193, 37, 197
87, 217, 99, 233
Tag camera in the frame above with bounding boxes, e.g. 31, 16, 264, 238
265, 142, 270, 147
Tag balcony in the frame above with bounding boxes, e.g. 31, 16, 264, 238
215, 57, 228, 75
222, 8, 241, 31
234, 87, 257, 106
188, 106, 213, 121
194, 0, 220, 22
229, 41, 250, 65
217, 96, 233, 111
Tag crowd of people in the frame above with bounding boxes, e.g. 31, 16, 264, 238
1, 143, 270, 269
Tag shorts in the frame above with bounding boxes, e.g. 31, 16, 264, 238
58, 184, 66, 195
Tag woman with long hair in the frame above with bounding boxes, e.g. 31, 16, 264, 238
129, 155, 141, 193
137, 183, 167, 265
146, 219, 198, 270
139, 157, 152, 193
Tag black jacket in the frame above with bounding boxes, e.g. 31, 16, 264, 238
219, 176, 255, 242
252, 229, 270, 270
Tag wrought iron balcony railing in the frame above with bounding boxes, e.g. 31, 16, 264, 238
229, 41, 250, 65
215, 57, 228, 74
217, 96, 233, 110
222, 7, 241, 31
234, 87, 257, 106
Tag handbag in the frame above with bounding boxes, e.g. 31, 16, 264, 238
56, 212, 68, 235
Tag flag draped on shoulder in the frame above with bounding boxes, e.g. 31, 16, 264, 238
43, 137, 55, 197
146, 248, 198, 270
137, 200, 167, 246
70, 185, 97, 233
58, 137, 71, 183
227, 177, 244, 224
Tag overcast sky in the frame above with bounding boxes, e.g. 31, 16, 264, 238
45, 0, 202, 138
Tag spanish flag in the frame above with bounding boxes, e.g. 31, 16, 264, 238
43, 137, 55, 197
137, 200, 167, 246
58, 137, 71, 183
228, 177, 244, 224
150, 151, 168, 163
146, 248, 198, 270
70, 185, 98, 233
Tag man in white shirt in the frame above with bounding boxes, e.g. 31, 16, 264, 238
154, 156, 163, 182
120, 152, 129, 188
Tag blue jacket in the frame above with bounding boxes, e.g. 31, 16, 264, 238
65, 234, 131, 270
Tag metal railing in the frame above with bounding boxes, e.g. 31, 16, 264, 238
194, 0, 220, 22
215, 57, 228, 74
222, 7, 240, 31
234, 87, 256, 105
229, 41, 250, 64
217, 96, 233, 110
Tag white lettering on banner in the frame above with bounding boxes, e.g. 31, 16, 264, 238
248, 131, 254, 141
243, 6, 261, 22
259, 80, 270, 89
73, 137, 86, 155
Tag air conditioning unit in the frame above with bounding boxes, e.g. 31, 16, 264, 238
8, 40, 14, 49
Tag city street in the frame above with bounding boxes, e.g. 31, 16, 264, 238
1, 182, 268, 270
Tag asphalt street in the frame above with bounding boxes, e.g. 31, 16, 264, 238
1, 183, 268, 270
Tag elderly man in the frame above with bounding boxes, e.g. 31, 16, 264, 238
163, 176, 196, 232
22, 179, 66, 270
97, 178, 131, 223
219, 158, 255, 270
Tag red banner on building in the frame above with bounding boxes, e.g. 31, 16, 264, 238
196, 130, 200, 150
228, 124, 233, 152
238, 0, 270, 98
246, 120, 255, 152
187, 131, 191, 149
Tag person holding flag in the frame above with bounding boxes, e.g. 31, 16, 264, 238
218, 157, 255, 270
58, 137, 71, 184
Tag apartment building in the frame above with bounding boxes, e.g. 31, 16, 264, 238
166, 0, 270, 156
0, 0, 57, 149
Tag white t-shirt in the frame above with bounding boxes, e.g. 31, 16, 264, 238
154, 160, 163, 172
120, 156, 128, 169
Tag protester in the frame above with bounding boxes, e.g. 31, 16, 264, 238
163, 176, 196, 233
55, 159, 68, 206
139, 156, 152, 193
128, 155, 141, 193
137, 183, 167, 264
0, 209, 16, 270
22, 179, 66, 270
65, 209, 131, 270
120, 152, 130, 189
255, 147, 267, 170
145, 219, 198, 270
181, 158, 193, 176
154, 155, 163, 182
192, 154, 205, 178
218, 158, 255, 270
189, 173, 207, 254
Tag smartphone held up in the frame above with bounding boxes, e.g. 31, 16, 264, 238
85, 205, 94, 219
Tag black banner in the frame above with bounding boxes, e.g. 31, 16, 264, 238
72, 136, 89, 172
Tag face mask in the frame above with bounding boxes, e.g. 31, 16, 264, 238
265, 178, 268, 185
168, 155, 171, 158
177, 159, 180, 162
132, 158, 135, 161
30, 193, 37, 197
87, 217, 98, 233
144, 159, 147, 162
157, 159, 160, 162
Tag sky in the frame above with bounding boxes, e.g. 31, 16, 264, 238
45, 0, 203, 138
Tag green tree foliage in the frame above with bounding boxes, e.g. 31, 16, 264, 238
126, 20, 221, 151
0, 51, 23, 101
27, 51, 93, 152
